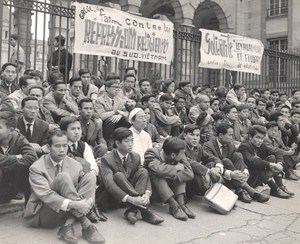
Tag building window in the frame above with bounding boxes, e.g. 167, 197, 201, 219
268, 38, 288, 83
268, 0, 288, 17
268, 38, 288, 51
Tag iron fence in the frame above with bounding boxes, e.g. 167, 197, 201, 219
1, 0, 300, 94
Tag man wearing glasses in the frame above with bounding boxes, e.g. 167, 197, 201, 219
95, 80, 131, 150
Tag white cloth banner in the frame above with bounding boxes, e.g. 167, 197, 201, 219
74, 2, 174, 65
199, 29, 264, 75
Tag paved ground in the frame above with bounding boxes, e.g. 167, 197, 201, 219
1, 172, 300, 244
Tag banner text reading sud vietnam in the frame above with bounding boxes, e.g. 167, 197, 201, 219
74, 2, 174, 65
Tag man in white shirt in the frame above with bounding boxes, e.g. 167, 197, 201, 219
129, 108, 152, 164
24, 130, 105, 244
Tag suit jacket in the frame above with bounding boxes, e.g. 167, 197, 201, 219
39, 105, 55, 124
237, 140, 283, 170
80, 117, 106, 147
144, 148, 194, 183
0, 80, 19, 95
24, 155, 83, 227
0, 130, 37, 170
43, 92, 79, 123
203, 138, 237, 161
100, 149, 150, 203
185, 144, 222, 176
94, 93, 127, 121
17, 116, 49, 146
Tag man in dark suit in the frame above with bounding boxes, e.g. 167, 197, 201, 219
0, 111, 37, 204
95, 80, 130, 150
17, 97, 49, 156
182, 125, 223, 196
100, 128, 164, 225
79, 98, 107, 158
24, 130, 104, 244
144, 137, 194, 221
47, 35, 72, 83
204, 123, 269, 203
0, 63, 19, 95
238, 125, 292, 199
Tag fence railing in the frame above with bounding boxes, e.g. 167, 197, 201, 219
1, 0, 300, 95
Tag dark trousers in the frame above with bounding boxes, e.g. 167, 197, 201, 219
150, 175, 186, 203
96, 168, 149, 211
27, 172, 96, 228
0, 164, 30, 204
102, 117, 131, 150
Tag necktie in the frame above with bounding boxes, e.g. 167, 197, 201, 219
122, 156, 128, 173
220, 145, 223, 158
111, 99, 114, 107
72, 143, 76, 153
55, 163, 62, 176
26, 123, 32, 141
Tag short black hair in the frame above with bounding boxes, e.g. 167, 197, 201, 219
266, 101, 274, 110
280, 105, 290, 111
29, 86, 45, 96
59, 116, 80, 132
159, 93, 173, 103
279, 92, 287, 96
256, 97, 267, 106
178, 80, 191, 89
78, 68, 90, 77
223, 104, 236, 114
0, 111, 16, 128
292, 89, 300, 96
106, 73, 120, 81
124, 73, 136, 82
249, 125, 267, 137
125, 67, 137, 75
78, 97, 93, 109
210, 97, 219, 105
47, 129, 66, 146
139, 78, 151, 87
69, 76, 82, 87
2, 63, 17, 72
291, 109, 300, 117
141, 94, 156, 105
266, 121, 278, 130
54, 35, 65, 46
269, 111, 283, 122
271, 89, 279, 95
19, 75, 34, 87
52, 80, 66, 90
232, 83, 244, 91
21, 96, 39, 108
113, 127, 132, 143
183, 124, 200, 134
174, 95, 186, 104
216, 123, 232, 136
10, 33, 19, 40
162, 137, 186, 156
250, 88, 260, 95
105, 79, 119, 88
48, 71, 63, 85
29, 70, 43, 80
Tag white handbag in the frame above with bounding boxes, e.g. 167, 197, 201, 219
204, 182, 238, 214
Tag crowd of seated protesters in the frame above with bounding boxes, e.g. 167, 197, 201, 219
1, 61, 300, 244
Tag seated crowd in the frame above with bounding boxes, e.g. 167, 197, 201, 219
0, 62, 299, 244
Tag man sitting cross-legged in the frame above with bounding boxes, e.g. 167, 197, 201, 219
24, 130, 105, 244
100, 127, 164, 225
144, 137, 194, 221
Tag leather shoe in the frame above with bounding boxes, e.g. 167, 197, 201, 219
270, 188, 290, 199
237, 191, 252, 203
82, 224, 105, 244
169, 204, 188, 221
180, 204, 196, 219
87, 208, 100, 223
57, 224, 78, 244
94, 206, 108, 222
252, 192, 270, 203
140, 208, 164, 225
286, 171, 299, 181
124, 207, 138, 224
280, 185, 295, 196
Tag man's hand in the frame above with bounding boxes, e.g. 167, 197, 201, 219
110, 114, 122, 123
30, 143, 42, 153
16, 155, 23, 159
140, 191, 151, 206
68, 199, 92, 215
269, 162, 283, 174
209, 168, 222, 182
230, 170, 246, 182
127, 196, 146, 208
175, 163, 185, 171
117, 110, 127, 117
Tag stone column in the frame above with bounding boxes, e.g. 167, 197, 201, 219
13, 1, 33, 70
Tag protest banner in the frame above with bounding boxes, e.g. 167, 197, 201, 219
199, 29, 264, 75
74, 2, 174, 65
